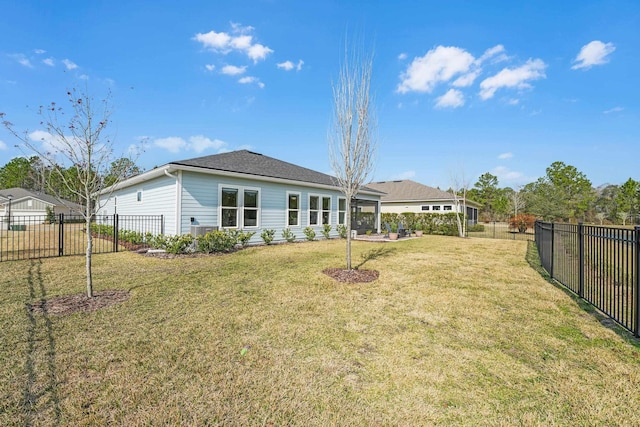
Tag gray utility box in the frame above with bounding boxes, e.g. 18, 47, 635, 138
190, 225, 218, 236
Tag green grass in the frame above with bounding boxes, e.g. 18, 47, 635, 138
2, 236, 640, 425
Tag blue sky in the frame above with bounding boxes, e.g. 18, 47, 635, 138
1, 0, 638, 189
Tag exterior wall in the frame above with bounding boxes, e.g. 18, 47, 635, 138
180, 171, 363, 243
382, 201, 463, 214
97, 174, 177, 234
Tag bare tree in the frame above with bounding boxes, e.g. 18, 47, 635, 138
509, 187, 525, 217
328, 39, 376, 270
450, 171, 469, 238
595, 212, 606, 225
618, 211, 630, 226
2, 88, 140, 297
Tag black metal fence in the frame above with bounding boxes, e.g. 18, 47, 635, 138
468, 221, 535, 241
0, 214, 163, 262
535, 221, 639, 336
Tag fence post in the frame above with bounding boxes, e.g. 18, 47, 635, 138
493, 221, 496, 239
160, 214, 164, 235
58, 213, 64, 256
114, 214, 119, 253
578, 222, 584, 299
635, 226, 640, 337
550, 222, 555, 279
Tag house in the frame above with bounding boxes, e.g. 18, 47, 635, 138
96, 150, 383, 242
365, 180, 479, 224
0, 187, 82, 225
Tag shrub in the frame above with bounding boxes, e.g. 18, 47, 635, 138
336, 224, 347, 238
509, 214, 536, 233
467, 223, 485, 232
237, 230, 256, 247
281, 228, 296, 243
303, 226, 316, 241
321, 224, 332, 239
197, 230, 237, 253
261, 229, 276, 245
150, 234, 195, 254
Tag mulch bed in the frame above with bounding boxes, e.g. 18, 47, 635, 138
28, 289, 130, 316
323, 268, 379, 283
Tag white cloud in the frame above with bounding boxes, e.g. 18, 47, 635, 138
507, 98, 519, 105
205, 64, 215, 71
277, 59, 304, 71
435, 89, 465, 109
34, 49, 46, 54
221, 65, 247, 75
10, 54, 33, 68
277, 60, 294, 71
154, 135, 228, 153
189, 135, 226, 153
398, 53, 407, 60
154, 137, 187, 153
193, 24, 273, 63
43, 58, 55, 67
572, 40, 615, 70
477, 45, 507, 64
238, 76, 264, 88
603, 106, 623, 114
62, 59, 78, 70
397, 46, 475, 93
479, 58, 546, 100
498, 152, 513, 159
492, 166, 525, 182
0, 140, 7, 150
452, 70, 480, 87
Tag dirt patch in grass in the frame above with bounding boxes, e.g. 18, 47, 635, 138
28, 289, 130, 316
323, 268, 379, 283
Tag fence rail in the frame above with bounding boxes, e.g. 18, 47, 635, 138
468, 221, 535, 241
1, 214, 163, 262
535, 220, 639, 336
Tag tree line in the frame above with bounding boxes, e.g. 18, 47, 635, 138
0, 155, 142, 205
467, 161, 639, 225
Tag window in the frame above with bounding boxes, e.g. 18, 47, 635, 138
421, 205, 430, 211
338, 198, 346, 225
136, 190, 143, 203
322, 196, 331, 225
309, 195, 320, 226
219, 185, 260, 229
287, 192, 300, 226
28, 200, 33, 207
221, 188, 238, 227
244, 190, 258, 227
432, 205, 441, 211
444, 205, 452, 211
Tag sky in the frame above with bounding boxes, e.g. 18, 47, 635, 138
1, 0, 638, 190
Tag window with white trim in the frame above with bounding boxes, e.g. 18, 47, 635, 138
444, 205, 452, 211
136, 190, 143, 203
338, 198, 346, 225
322, 196, 331, 225
219, 185, 260, 229
287, 192, 300, 227
421, 205, 430, 211
309, 195, 320, 226
432, 205, 441, 211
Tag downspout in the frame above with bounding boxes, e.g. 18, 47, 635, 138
164, 169, 182, 235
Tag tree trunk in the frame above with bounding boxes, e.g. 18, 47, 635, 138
345, 199, 352, 270
86, 216, 93, 298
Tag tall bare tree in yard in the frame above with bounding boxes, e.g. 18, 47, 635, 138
329, 40, 376, 270
450, 171, 469, 238
2, 88, 139, 297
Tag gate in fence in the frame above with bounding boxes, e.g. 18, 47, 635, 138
535, 221, 640, 337
0, 214, 163, 262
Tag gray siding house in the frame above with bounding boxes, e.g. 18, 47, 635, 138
97, 150, 382, 243
0, 188, 82, 224
366, 180, 479, 224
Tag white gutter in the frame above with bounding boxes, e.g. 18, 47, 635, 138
164, 169, 182, 235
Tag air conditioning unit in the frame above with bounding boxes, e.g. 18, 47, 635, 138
190, 225, 218, 236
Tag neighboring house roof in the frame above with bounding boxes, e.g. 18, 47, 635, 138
102, 150, 383, 195
0, 187, 82, 210
366, 180, 480, 206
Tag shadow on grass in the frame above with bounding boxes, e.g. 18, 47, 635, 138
23, 260, 62, 425
525, 241, 640, 348
355, 247, 397, 270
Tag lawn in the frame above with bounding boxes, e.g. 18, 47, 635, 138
1, 236, 639, 425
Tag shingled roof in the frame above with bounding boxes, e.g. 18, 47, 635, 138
365, 180, 457, 202
171, 150, 381, 192
0, 187, 81, 208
